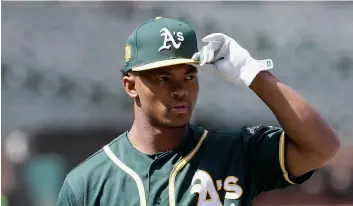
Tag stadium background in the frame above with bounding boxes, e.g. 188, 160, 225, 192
1, 1, 353, 206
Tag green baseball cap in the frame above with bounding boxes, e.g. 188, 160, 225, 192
122, 17, 199, 73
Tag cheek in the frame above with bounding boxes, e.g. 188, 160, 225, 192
138, 86, 169, 112
189, 81, 200, 104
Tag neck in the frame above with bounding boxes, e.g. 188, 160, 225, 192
128, 117, 188, 155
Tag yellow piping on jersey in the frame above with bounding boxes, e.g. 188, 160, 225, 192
169, 129, 208, 206
103, 145, 147, 206
279, 132, 295, 185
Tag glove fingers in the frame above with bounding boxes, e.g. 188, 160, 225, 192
191, 46, 207, 66
198, 41, 223, 66
208, 41, 223, 55
212, 41, 229, 62
202, 33, 227, 43
191, 52, 200, 61
193, 45, 210, 66
200, 46, 209, 66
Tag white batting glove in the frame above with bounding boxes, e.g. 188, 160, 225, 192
191, 33, 273, 87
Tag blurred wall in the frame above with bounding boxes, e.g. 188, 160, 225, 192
2, 2, 353, 140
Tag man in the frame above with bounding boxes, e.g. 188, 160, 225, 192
57, 17, 340, 206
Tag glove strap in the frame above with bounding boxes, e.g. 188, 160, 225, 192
236, 59, 273, 87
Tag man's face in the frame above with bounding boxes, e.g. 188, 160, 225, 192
126, 64, 199, 128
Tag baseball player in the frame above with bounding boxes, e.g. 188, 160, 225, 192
57, 17, 340, 206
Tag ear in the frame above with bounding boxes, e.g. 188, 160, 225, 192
122, 74, 138, 98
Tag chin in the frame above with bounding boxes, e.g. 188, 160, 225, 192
162, 118, 190, 128
164, 122, 189, 128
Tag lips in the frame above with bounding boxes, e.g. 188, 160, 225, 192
169, 102, 191, 114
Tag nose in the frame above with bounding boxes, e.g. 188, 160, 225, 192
170, 81, 188, 98
171, 90, 188, 98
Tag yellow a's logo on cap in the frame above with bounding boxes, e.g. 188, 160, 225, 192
125, 44, 132, 64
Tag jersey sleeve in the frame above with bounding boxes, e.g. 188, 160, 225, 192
56, 179, 81, 206
240, 125, 315, 193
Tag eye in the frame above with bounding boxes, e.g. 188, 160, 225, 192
185, 75, 195, 80
157, 76, 169, 81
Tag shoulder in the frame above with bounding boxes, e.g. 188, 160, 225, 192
66, 148, 108, 182
64, 133, 126, 190
240, 125, 282, 138
192, 124, 282, 148
190, 124, 242, 149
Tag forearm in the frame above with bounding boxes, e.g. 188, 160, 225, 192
195, 31, 340, 176
249, 71, 340, 163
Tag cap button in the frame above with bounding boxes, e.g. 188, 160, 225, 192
155, 17, 162, 20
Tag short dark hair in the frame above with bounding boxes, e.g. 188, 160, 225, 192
121, 70, 129, 78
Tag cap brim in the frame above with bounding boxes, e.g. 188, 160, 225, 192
131, 58, 200, 71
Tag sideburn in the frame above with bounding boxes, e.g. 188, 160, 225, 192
135, 96, 141, 108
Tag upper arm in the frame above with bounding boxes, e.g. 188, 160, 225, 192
241, 125, 315, 193
56, 179, 81, 206
285, 135, 322, 178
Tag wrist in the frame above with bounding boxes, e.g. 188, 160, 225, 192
236, 59, 273, 87
249, 70, 274, 91
237, 59, 263, 86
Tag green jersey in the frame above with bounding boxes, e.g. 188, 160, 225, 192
57, 124, 314, 206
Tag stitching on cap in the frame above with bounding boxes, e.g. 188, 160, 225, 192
135, 26, 138, 65
134, 19, 156, 67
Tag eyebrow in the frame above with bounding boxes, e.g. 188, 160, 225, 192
186, 66, 198, 74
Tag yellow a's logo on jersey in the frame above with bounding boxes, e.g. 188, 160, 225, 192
191, 170, 243, 206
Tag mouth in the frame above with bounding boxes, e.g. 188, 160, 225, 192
169, 102, 191, 114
